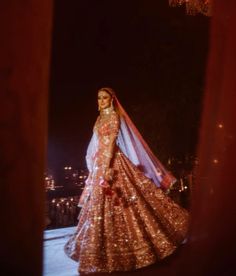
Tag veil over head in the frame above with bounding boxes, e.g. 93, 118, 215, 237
86, 87, 176, 190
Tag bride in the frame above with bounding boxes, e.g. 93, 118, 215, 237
64, 87, 189, 274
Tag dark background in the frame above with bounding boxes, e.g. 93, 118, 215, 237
47, 0, 210, 176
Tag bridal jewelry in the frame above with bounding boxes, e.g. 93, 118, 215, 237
100, 105, 114, 115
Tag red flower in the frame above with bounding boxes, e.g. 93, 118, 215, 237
104, 186, 114, 196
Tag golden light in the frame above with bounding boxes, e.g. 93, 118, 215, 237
169, 0, 212, 16
213, 159, 219, 164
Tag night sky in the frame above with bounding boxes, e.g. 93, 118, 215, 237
47, 0, 210, 174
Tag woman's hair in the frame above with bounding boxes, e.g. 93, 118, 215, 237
98, 87, 116, 98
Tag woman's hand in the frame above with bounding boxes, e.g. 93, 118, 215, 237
104, 167, 114, 182
99, 168, 114, 188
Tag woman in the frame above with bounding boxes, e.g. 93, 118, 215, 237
64, 88, 189, 274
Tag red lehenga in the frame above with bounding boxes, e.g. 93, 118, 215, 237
64, 99, 189, 274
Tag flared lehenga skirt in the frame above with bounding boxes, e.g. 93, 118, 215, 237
64, 148, 189, 274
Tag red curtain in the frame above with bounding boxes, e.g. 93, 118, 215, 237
164, 1, 236, 274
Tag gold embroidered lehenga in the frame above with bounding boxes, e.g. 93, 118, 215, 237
64, 91, 189, 274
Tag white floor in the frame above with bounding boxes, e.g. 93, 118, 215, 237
43, 226, 79, 276
43, 227, 168, 276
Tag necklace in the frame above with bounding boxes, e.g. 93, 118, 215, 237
100, 106, 114, 116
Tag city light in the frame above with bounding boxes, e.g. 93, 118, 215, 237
45, 167, 88, 228
44, 173, 56, 191
44, 166, 88, 192
64, 166, 72, 170
46, 196, 81, 229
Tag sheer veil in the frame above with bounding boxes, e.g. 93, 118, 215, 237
85, 88, 176, 191
114, 94, 176, 190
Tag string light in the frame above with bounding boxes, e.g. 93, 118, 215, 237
169, 0, 212, 16
213, 159, 219, 164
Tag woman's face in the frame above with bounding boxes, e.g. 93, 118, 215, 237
98, 90, 112, 110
